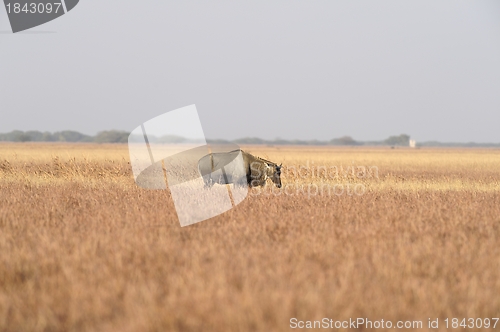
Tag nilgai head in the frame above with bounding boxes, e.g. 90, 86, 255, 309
271, 163, 282, 188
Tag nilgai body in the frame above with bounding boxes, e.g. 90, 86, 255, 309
197, 149, 282, 188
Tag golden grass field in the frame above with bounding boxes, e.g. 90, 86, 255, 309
1, 143, 499, 331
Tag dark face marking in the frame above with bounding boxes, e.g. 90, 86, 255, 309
273, 165, 282, 188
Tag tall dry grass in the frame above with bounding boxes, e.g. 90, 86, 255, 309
0, 143, 499, 331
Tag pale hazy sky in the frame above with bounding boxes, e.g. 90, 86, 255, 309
1, 1, 500, 142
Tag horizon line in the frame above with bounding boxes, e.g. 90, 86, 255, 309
0, 130, 500, 146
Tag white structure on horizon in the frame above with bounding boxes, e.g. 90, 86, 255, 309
409, 139, 417, 148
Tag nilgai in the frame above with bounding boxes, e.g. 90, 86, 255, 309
198, 149, 282, 188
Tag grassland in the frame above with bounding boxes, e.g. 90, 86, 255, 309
1, 143, 499, 331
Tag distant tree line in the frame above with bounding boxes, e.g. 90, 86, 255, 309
0, 130, 129, 143
210, 134, 413, 146
1, 131, 498, 147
